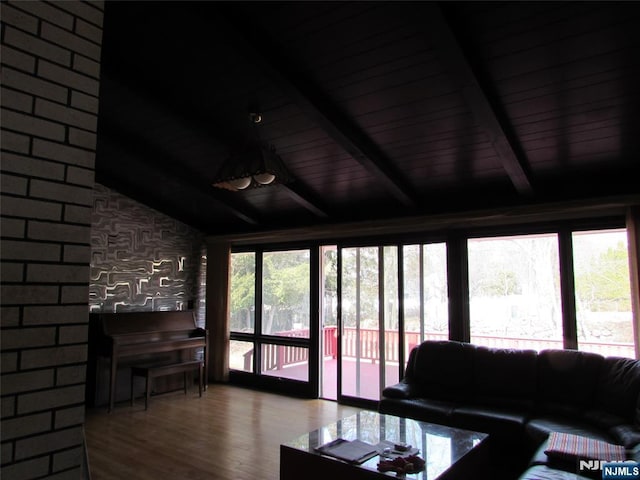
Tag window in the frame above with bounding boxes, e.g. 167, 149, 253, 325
229, 340, 254, 372
227, 222, 636, 403
403, 243, 448, 356
572, 229, 634, 357
468, 233, 563, 351
261, 250, 310, 337
228, 249, 313, 394
229, 252, 255, 334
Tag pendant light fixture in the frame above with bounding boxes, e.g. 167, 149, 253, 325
212, 111, 292, 192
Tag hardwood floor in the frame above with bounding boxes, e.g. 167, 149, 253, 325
84, 384, 360, 480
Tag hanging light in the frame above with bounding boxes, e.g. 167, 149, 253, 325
212, 112, 292, 192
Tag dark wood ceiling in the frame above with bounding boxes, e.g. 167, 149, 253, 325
96, 1, 640, 235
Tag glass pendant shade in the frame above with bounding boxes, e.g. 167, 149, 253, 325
253, 172, 276, 185
212, 141, 291, 191
229, 177, 252, 190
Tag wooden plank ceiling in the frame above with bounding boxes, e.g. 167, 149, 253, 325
96, 1, 640, 235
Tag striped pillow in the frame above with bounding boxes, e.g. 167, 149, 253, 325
544, 432, 626, 462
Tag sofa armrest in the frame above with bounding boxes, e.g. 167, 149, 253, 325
382, 380, 415, 399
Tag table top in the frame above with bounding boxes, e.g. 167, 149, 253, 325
282, 411, 488, 479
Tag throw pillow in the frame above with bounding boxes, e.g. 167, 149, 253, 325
544, 431, 626, 463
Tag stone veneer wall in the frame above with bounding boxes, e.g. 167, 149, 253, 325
1, 1, 104, 479
90, 183, 206, 325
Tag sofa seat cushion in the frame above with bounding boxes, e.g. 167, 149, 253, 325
518, 464, 592, 480
379, 397, 455, 424
451, 404, 529, 438
525, 415, 616, 447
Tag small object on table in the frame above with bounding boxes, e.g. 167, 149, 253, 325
377, 453, 426, 474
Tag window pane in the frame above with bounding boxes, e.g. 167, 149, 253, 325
260, 344, 309, 381
383, 247, 400, 389
261, 250, 311, 337
229, 252, 255, 333
403, 243, 448, 361
229, 340, 254, 372
341, 247, 380, 400
321, 245, 338, 400
573, 229, 634, 357
469, 234, 562, 351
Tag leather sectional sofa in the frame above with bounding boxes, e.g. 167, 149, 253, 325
379, 340, 640, 479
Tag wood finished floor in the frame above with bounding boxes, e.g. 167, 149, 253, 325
84, 384, 360, 480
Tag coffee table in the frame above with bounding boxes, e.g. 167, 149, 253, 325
280, 411, 489, 479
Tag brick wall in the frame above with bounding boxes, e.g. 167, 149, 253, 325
1, 2, 104, 479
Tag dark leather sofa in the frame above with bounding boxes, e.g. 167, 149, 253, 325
379, 340, 640, 479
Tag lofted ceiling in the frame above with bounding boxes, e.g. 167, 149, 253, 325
96, 1, 640, 235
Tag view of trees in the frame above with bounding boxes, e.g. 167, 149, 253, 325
341, 247, 380, 329
261, 250, 310, 335
230, 230, 632, 352
229, 252, 255, 333
229, 250, 310, 335
575, 238, 631, 313
322, 247, 338, 327
402, 244, 448, 335
468, 234, 562, 340
573, 231, 632, 346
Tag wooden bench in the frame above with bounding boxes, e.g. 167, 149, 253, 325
130, 360, 203, 410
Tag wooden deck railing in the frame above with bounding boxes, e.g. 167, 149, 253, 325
245, 327, 635, 372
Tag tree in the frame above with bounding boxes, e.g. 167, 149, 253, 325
262, 251, 310, 334
575, 241, 631, 312
229, 253, 255, 331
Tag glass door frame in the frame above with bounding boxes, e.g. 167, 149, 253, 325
334, 242, 405, 408
229, 246, 320, 398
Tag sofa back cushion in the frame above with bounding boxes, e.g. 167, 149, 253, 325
473, 346, 538, 408
593, 356, 640, 423
412, 340, 475, 401
537, 349, 604, 416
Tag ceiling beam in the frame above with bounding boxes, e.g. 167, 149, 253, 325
281, 182, 330, 219
98, 119, 262, 226
421, 3, 534, 196
211, 194, 639, 246
100, 72, 330, 220
216, 5, 418, 209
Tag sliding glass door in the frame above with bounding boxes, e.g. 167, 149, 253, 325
340, 246, 381, 400
337, 245, 401, 402
227, 223, 633, 402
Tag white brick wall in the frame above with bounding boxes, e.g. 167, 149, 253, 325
1, 1, 104, 478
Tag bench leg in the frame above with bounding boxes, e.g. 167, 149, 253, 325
145, 375, 150, 411
131, 371, 134, 407
198, 363, 203, 397
183, 372, 188, 395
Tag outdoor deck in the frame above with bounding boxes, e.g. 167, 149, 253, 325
245, 327, 635, 401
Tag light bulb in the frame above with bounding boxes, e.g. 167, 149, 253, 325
253, 172, 276, 185
229, 177, 252, 190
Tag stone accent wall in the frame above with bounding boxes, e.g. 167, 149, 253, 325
1, 2, 104, 479
90, 183, 206, 325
